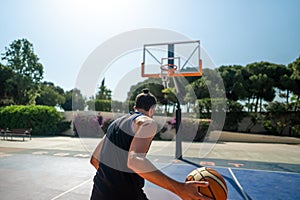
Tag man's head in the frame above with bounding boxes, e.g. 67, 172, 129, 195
134, 88, 157, 117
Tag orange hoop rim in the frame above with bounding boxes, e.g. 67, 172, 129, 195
141, 59, 202, 78
160, 63, 178, 71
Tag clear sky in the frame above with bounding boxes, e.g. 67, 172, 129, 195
1, 0, 300, 100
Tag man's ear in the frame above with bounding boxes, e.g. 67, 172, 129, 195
149, 107, 155, 117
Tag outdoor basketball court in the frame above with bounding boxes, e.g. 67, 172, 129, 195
144, 157, 300, 200
1, 37, 299, 199
0, 136, 299, 199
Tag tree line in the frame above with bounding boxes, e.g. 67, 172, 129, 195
1, 38, 299, 114
127, 60, 300, 114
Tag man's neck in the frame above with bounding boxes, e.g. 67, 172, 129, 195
135, 109, 150, 117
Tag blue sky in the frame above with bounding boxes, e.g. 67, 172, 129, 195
1, 0, 300, 99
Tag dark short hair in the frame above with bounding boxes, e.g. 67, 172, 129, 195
135, 88, 157, 111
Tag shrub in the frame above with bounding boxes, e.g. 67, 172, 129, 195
56, 121, 72, 134
0, 105, 65, 135
223, 112, 246, 131
292, 125, 300, 137
94, 100, 112, 112
290, 115, 300, 137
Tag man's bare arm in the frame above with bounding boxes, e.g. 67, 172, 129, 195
127, 120, 211, 200
90, 135, 106, 170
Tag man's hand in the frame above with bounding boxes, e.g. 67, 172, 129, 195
176, 181, 213, 200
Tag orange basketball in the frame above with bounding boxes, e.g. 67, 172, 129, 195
185, 167, 228, 200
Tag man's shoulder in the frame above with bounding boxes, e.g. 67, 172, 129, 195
132, 115, 157, 136
135, 115, 156, 126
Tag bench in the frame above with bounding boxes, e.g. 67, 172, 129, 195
5, 128, 32, 141
0, 128, 6, 140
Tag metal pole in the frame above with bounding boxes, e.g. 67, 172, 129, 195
168, 45, 182, 160
168, 44, 174, 67
175, 99, 182, 159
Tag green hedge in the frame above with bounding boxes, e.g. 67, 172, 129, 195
90, 99, 135, 113
94, 100, 112, 112
0, 105, 68, 135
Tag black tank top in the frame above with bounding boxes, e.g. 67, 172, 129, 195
93, 112, 145, 197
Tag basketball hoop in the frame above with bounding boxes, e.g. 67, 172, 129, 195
160, 63, 177, 88
141, 40, 202, 80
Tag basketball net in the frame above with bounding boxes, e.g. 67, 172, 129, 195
160, 64, 177, 88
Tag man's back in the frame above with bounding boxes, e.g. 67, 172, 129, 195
91, 112, 148, 200
91, 89, 210, 200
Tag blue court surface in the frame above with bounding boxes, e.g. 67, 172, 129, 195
144, 160, 300, 200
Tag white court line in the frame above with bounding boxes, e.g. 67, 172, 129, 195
228, 168, 249, 200
53, 152, 70, 157
32, 151, 49, 155
74, 153, 90, 158
50, 179, 91, 200
227, 165, 300, 175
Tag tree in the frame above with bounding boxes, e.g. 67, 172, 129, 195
203, 68, 226, 99
96, 79, 112, 100
249, 73, 275, 112
1, 38, 44, 105
0, 64, 14, 106
245, 62, 276, 112
263, 63, 292, 104
219, 65, 248, 101
288, 56, 300, 111
127, 78, 164, 103
189, 68, 224, 100
279, 73, 293, 104
161, 87, 177, 113
289, 56, 300, 96
35, 82, 65, 107
184, 84, 198, 113
190, 77, 209, 99
61, 88, 85, 111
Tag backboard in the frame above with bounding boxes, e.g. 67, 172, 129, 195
141, 40, 202, 79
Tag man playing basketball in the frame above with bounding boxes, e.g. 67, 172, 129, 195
90, 89, 211, 200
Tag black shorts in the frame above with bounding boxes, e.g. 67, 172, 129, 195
90, 183, 148, 200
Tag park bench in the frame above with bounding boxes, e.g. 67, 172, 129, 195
5, 128, 32, 141
0, 128, 6, 140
